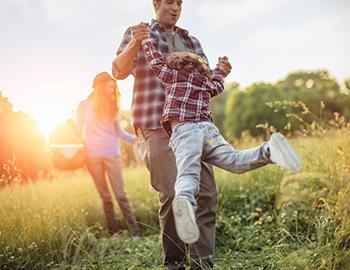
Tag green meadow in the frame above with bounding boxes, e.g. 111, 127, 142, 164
0, 130, 349, 269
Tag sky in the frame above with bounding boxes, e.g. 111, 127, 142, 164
0, 0, 349, 137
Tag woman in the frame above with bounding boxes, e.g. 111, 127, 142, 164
75, 72, 140, 237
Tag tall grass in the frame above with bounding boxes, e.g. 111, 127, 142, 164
0, 168, 160, 269
0, 130, 349, 269
215, 129, 350, 269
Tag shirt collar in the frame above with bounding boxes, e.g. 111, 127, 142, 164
150, 19, 189, 36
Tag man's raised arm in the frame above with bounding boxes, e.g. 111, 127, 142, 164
112, 22, 149, 79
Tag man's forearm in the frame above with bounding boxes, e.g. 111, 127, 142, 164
113, 40, 139, 79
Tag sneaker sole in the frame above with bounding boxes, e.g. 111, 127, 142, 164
270, 133, 302, 173
172, 197, 199, 244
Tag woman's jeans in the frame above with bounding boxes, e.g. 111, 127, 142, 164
86, 156, 140, 235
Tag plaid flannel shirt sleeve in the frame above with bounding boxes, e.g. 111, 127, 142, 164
142, 41, 174, 84
112, 28, 136, 79
204, 68, 226, 97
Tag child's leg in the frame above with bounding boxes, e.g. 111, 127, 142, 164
170, 122, 205, 208
202, 123, 271, 173
169, 122, 206, 244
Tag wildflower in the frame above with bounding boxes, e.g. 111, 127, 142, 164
28, 242, 38, 250
306, 79, 314, 88
254, 220, 263, 226
265, 216, 273, 223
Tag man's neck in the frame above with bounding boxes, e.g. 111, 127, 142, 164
165, 28, 175, 35
164, 26, 175, 32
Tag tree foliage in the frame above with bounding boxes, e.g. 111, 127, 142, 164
223, 70, 350, 138
345, 77, 350, 92
0, 92, 48, 184
211, 82, 239, 134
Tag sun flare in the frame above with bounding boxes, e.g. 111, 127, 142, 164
30, 111, 66, 142
37, 119, 56, 141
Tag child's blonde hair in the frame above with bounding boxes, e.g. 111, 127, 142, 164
166, 52, 211, 79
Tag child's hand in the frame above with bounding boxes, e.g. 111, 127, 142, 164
216, 56, 232, 77
138, 22, 151, 45
131, 22, 150, 47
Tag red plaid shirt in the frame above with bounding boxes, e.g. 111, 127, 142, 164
113, 20, 208, 130
142, 41, 226, 136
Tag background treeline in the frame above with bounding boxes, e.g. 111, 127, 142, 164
0, 93, 137, 185
1, 69, 349, 184
213, 70, 350, 139
0, 93, 48, 185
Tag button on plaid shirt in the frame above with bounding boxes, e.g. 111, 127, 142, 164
142, 41, 226, 136
112, 19, 209, 130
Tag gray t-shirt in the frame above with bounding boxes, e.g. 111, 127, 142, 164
164, 30, 187, 57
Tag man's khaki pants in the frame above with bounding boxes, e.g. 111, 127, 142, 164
138, 128, 218, 270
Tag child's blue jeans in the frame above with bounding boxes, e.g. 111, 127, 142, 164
169, 121, 271, 209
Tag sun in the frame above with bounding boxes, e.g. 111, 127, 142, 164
37, 118, 56, 141
31, 111, 64, 142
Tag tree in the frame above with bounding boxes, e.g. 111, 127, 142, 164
275, 70, 348, 121
224, 83, 287, 138
345, 77, 350, 93
0, 92, 48, 184
211, 82, 239, 134
223, 70, 350, 139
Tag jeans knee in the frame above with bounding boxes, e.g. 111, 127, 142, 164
114, 191, 127, 202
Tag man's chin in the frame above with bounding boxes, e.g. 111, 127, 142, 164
168, 16, 179, 24
164, 21, 177, 29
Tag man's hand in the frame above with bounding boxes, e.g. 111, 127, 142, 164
112, 22, 150, 79
130, 22, 150, 47
216, 56, 232, 77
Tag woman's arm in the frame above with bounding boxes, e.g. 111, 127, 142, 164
114, 121, 136, 143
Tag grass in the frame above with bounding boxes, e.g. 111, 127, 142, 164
0, 130, 349, 269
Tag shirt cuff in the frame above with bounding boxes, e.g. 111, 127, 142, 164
112, 59, 132, 79
142, 40, 153, 49
213, 67, 226, 77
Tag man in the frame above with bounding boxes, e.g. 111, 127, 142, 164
112, 1, 231, 269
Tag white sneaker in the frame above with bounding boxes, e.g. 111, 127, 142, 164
172, 196, 199, 244
269, 133, 302, 173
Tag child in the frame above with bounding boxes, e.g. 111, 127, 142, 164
141, 38, 302, 244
